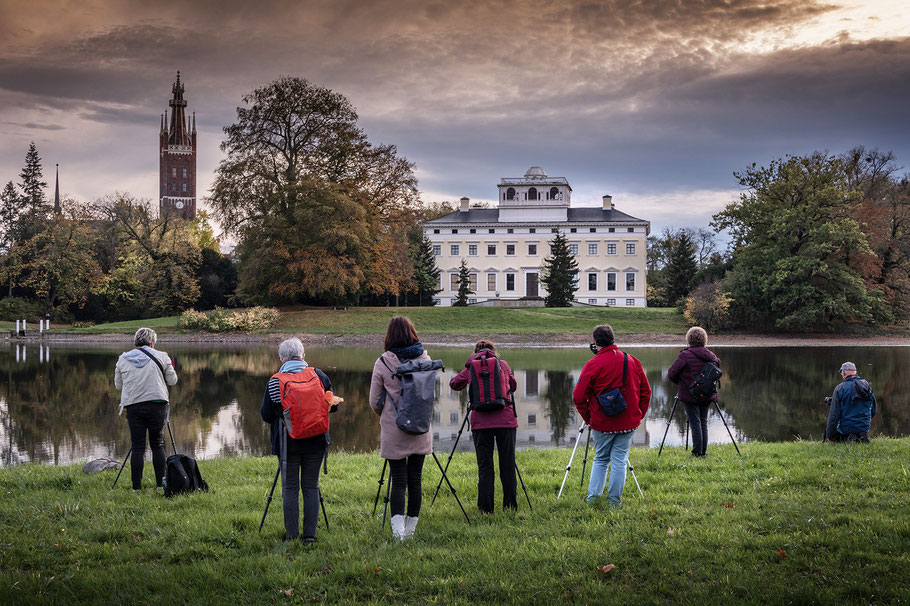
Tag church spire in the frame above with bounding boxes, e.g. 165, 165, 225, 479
54, 164, 60, 215
167, 71, 190, 146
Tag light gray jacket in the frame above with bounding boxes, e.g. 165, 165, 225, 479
114, 346, 178, 413
369, 350, 433, 459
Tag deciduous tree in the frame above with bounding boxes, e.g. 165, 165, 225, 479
712, 153, 889, 331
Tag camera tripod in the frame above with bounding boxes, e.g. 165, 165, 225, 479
657, 396, 741, 456
428, 412, 533, 511
557, 422, 643, 500
112, 406, 178, 490
372, 450, 472, 533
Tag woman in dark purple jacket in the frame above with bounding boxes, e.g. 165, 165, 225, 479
449, 340, 518, 513
667, 327, 720, 457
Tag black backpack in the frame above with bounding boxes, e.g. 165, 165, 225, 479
164, 454, 209, 497
688, 353, 723, 402
381, 357, 444, 435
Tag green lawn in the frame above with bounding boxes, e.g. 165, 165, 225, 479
49, 306, 687, 337
2, 440, 908, 604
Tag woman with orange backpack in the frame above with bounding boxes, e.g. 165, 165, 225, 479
260, 337, 341, 543
449, 340, 518, 513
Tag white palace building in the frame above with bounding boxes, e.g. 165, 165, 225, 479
423, 167, 650, 307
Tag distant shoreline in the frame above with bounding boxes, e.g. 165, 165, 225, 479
8, 331, 910, 348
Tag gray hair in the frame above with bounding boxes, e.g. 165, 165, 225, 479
134, 327, 158, 348
278, 337, 304, 361
686, 326, 708, 348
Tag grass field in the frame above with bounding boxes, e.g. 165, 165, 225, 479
54, 306, 688, 337
2, 440, 908, 604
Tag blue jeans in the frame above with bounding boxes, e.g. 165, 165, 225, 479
586, 430, 634, 505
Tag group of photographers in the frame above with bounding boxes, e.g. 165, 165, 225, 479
115, 319, 878, 544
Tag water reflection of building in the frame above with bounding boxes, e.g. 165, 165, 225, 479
432, 369, 650, 452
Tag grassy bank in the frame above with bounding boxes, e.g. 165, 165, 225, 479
55, 306, 688, 337
2, 440, 909, 604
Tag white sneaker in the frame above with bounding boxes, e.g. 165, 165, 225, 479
390, 515, 406, 541
403, 515, 418, 539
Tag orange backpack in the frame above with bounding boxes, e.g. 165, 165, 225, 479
273, 368, 330, 439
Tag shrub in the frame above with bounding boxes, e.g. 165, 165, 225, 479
684, 280, 733, 331
0, 297, 46, 322
177, 307, 280, 332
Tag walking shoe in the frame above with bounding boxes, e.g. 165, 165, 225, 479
301, 536, 317, 545
403, 516, 418, 539
390, 515, 406, 541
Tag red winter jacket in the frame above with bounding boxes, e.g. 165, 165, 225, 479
667, 346, 720, 404
572, 345, 651, 432
449, 350, 518, 430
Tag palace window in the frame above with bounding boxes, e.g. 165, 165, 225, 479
469, 228, 476, 234
452, 229, 458, 234
487, 244, 496, 255
590, 228, 596, 233
549, 187, 559, 200
489, 228, 495, 233
587, 273, 597, 291
570, 228, 576, 233
527, 187, 538, 201
487, 273, 496, 291
450, 244, 459, 256
626, 243, 635, 255
628, 227, 635, 233
529, 228, 536, 234
506, 273, 515, 291
506, 187, 516, 200
528, 243, 537, 255
469, 273, 478, 291
468, 245, 477, 256
506, 244, 515, 255
433, 229, 440, 234
607, 272, 617, 291
588, 298, 598, 305
626, 299, 636, 306
432, 244, 441, 256
625, 272, 636, 291
569, 244, 578, 256
450, 274, 459, 290
609, 227, 615, 233
588, 243, 597, 255
607, 244, 617, 255
607, 298, 616, 306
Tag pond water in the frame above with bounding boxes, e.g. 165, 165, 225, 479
1, 342, 908, 466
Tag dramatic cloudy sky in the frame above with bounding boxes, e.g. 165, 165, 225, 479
1, 0, 908, 236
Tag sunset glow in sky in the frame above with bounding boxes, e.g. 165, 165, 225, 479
1, 0, 908, 235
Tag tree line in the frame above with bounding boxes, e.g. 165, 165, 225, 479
0, 77, 446, 323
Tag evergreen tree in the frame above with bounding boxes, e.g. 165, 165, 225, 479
411, 236, 441, 306
19, 142, 48, 215
452, 259, 473, 306
0, 181, 22, 251
664, 231, 698, 305
541, 232, 578, 307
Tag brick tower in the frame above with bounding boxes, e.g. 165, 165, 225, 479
159, 71, 197, 219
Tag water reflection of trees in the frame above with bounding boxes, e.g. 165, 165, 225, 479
2, 344, 907, 465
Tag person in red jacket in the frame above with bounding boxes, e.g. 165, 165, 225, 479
572, 325, 651, 505
449, 340, 519, 513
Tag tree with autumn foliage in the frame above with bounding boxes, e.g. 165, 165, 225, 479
209, 76, 421, 305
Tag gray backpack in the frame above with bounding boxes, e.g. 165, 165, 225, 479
382, 358, 444, 435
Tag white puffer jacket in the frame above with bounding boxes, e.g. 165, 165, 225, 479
114, 346, 178, 413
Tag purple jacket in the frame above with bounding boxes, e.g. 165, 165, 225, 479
449, 350, 518, 430
667, 346, 721, 404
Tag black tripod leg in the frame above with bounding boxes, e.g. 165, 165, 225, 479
431, 414, 469, 506
658, 397, 680, 457
319, 488, 329, 529
372, 459, 388, 515
112, 447, 132, 489
381, 462, 392, 531
259, 463, 281, 533
166, 420, 177, 456
579, 424, 592, 487
685, 418, 690, 452
515, 461, 532, 511
432, 452, 471, 524
714, 401, 742, 456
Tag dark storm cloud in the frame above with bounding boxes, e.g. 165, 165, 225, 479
0, 0, 907, 233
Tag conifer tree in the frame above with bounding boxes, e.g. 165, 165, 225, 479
452, 259, 473, 306
541, 232, 578, 307
412, 236, 441, 306
0, 181, 22, 250
19, 142, 48, 215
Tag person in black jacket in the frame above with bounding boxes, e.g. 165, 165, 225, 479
260, 338, 338, 543
667, 326, 720, 457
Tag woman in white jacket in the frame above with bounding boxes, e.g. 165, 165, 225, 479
114, 328, 178, 490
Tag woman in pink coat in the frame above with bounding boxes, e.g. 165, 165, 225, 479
369, 316, 432, 540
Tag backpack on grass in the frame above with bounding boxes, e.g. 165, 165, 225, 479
468, 353, 511, 413
688, 359, 723, 402
164, 454, 208, 497
273, 368, 330, 440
